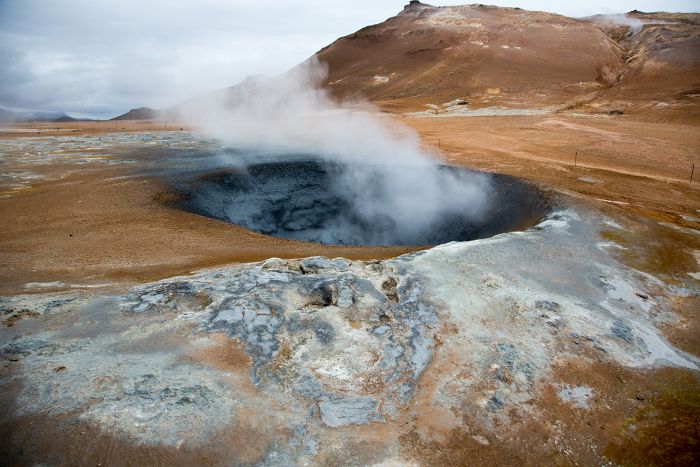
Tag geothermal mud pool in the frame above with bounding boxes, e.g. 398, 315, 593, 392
176, 159, 552, 246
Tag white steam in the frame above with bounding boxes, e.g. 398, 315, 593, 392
177, 58, 492, 245
587, 14, 675, 32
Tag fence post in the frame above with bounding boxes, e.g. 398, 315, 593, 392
691, 163, 695, 183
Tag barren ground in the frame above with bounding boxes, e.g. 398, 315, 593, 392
2, 113, 698, 293
1, 112, 699, 465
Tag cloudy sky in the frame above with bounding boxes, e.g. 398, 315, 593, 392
0, 0, 697, 118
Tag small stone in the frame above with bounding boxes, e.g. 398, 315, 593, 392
487, 394, 505, 412
319, 396, 382, 427
611, 320, 634, 343
535, 300, 561, 313
261, 258, 286, 270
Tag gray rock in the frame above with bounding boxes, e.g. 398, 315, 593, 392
319, 395, 383, 427
487, 393, 505, 412
611, 320, 634, 343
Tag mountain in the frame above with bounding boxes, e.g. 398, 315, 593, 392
0, 107, 76, 122
316, 2, 700, 111
111, 106, 164, 120
117, 2, 700, 118
53, 115, 94, 122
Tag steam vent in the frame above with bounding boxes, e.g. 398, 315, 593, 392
178, 159, 553, 246
2, 1, 700, 465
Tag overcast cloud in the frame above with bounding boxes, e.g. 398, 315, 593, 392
0, 0, 697, 118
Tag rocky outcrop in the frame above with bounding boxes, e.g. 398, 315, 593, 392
1, 207, 696, 463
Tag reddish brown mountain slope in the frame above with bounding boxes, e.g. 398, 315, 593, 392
315, 2, 700, 112
588, 12, 700, 105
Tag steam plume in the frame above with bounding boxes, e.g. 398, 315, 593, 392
177, 58, 492, 245
587, 14, 673, 32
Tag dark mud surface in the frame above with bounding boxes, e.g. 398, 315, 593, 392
174, 159, 553, 246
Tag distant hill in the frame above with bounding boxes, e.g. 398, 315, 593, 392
0, 107, 14, 121
111, 107, 165, 120
53, 115, 93, 122
0, 107, 78, 122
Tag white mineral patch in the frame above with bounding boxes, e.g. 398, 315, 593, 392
24, 281, 65, 288
597, 241, 626, 250
417, 9, 476, 27
659, 221, 700, 236
315, 361, 353, 381
603, 218, 628, 230
67, 283, 113, 289
372, 457, 420, 467
406, 106, 551, 118
595, 198, 630, 205
557, 385, 593, 409
578, 176, 603, 184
